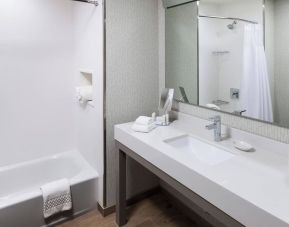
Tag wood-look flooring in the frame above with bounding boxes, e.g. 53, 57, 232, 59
58, 193, 200, 227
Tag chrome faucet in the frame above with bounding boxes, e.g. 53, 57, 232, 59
206, 115, 222, 142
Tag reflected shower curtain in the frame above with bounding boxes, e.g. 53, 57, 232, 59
240, 24, 273, 122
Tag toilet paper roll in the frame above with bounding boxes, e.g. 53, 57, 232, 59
76, 86, 93, 103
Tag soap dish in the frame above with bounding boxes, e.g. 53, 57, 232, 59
233, 141, 254, 152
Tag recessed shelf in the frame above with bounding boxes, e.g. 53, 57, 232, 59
79, 69, 94, 75
76, 69, 94, 107
79, 69, 93, 86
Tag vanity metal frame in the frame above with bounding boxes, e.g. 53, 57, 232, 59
115, 141, 244, 227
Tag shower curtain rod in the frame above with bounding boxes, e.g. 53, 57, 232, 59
72, 0, 98, 6
199, 15, 258, 24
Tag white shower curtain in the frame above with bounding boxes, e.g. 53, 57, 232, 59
240, 24, 273, 122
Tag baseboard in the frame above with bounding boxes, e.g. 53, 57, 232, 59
46, 205, 98, 227
97, 203, 115, 217
98, 186, 161, 217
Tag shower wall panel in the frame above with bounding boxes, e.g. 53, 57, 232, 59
0, 0, 75, 166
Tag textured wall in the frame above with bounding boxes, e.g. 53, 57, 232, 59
106, 0, 160, 207
177, 102, 289, 144
159, 0, 166, 99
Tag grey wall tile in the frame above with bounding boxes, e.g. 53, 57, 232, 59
106, 0, 160, 207
177, 103, 289, 144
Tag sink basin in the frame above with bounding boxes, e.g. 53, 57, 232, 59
164, 135, 235, 166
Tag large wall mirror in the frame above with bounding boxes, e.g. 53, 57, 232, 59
164, 0, 289, 128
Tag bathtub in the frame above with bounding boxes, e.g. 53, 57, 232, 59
0, 151, 99, 227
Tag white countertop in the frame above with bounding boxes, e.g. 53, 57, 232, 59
114, 113, 289, 227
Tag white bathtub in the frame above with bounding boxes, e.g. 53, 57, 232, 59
0, 151, 99, 227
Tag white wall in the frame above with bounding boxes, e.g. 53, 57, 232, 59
0, 0, 104, 204
73, 1, 104, 206
0, 0, 75, 166
199, 3, 220, 107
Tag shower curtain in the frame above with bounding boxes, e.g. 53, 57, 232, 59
240, 24, 273, 122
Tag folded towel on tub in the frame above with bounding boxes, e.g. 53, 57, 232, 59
40, 179, 72, 218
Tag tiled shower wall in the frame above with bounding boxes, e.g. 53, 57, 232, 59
178, 102, 289, 144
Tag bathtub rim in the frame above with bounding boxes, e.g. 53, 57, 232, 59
0, 150, 98, 209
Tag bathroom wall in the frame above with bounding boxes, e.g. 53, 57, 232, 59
199, 3, 220, 107
0, 0, 75, 167
105, 0, 160, 207
72, 1, 104, 206
159, 0, 166, 99
0, 0, 104, 205
177, 102, 289, 143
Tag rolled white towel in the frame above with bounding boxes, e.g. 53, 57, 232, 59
40, 179, 72, 218
132, 122, 156, 133
206, 103, 221, 110
135, 116, 153, 126
76, 86, 93, 103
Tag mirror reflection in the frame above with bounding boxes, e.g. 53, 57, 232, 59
164, 0, 289, 127
165, 1, 198, 104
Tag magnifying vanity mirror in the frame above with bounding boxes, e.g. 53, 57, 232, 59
163, 0, 289, 128
159, 88, 175, 115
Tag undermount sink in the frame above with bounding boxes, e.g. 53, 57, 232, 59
164, 135, 235, 166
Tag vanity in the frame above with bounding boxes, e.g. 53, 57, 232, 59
114, 1, 289, 225
114, 112, 289, 227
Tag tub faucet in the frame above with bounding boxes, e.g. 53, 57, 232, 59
206, 115, 221, 142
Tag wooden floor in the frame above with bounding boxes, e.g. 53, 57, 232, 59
58, 193, 200, 227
